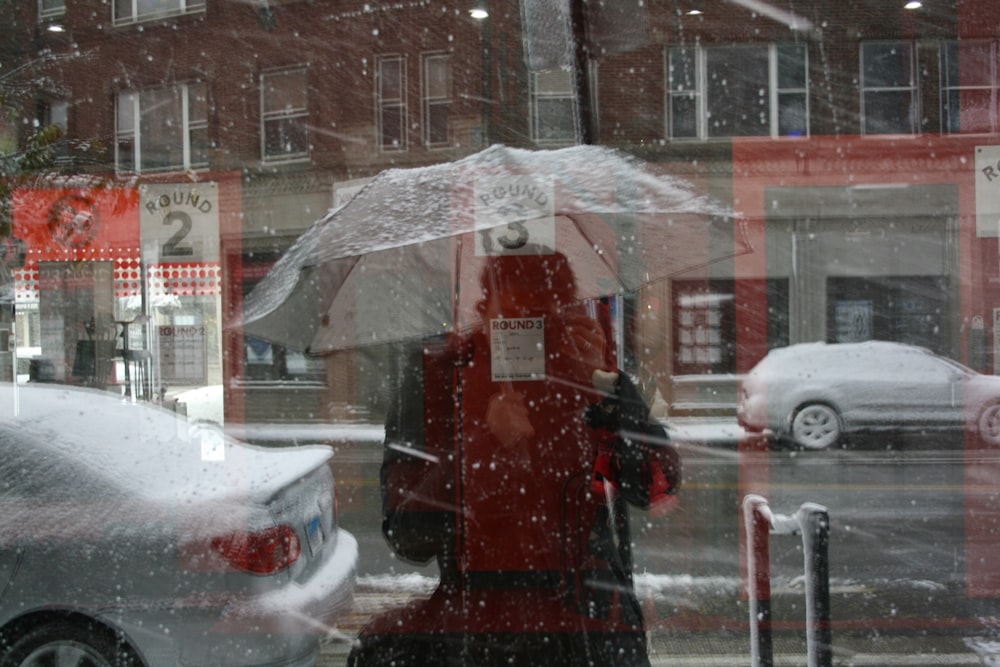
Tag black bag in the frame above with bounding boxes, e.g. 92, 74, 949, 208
585, 372, 681, 509
380, 336, 459, 565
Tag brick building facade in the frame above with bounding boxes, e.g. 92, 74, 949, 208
2, 0, 1000, 419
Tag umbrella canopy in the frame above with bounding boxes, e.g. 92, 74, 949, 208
239, 144, 749, 353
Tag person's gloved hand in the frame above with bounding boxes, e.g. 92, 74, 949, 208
486, 387, 535, 449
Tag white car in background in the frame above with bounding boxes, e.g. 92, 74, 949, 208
737, 341, 1000, 449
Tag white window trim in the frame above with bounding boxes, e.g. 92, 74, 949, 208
38, 0, 65, 20
529, 67, 580, 146
666, 45, 705, 140
771, 45, 809, 138
113, 0, 206, 27
377, 55, 407, 152
116, 92, 136, 172
666, 43, 809, 141
940, 39, 998, 135
421, 53, 451, 149
860, 41, 918, 136
115, 83, 208, 175
260, 66, 310, 164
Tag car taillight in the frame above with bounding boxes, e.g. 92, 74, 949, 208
211, 524, 301, 575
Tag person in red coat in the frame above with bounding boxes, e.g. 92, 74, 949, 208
350, 251, 680, 667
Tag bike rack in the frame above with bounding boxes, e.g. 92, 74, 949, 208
743, 494, 832, 667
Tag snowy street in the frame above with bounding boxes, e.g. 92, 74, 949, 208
318, 425, 1000, 666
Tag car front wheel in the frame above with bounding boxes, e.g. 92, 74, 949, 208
977, 402, 1000, 447
1, 619, 142, 667
790, 403, 842, 450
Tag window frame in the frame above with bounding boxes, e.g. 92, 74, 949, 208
666, 43, 809, 141
860, 40, 918, 136
37, 99, 69, 160
113, 0, 206, 26
38, 0, 65, 20
115, 81, 209, 175
940, 39, 998, 135
529, 67, 579, 146
260, 66, 311, 164
421, 53, 451, 148
377, 54, 407, 152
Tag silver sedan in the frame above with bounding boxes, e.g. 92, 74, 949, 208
0, 383, 357, 667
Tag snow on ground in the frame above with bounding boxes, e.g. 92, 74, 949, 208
966, 638, 1000, 666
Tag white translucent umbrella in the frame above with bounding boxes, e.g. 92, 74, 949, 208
238, 144, 750, 353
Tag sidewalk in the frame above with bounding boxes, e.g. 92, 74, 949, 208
645, 630, 997, 666
319, 587, 1000, 667
320, 630, 997, 666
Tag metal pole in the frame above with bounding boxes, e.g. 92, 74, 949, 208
10, 303, 18, 416
569, 0, 595, 144
744, 496, 832, 667
743, 494, 774, 667
798, 503, 832, 667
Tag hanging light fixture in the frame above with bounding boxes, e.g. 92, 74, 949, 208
469, 0, 489, 20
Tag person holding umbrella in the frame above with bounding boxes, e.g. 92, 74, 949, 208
351, 249, 681, 666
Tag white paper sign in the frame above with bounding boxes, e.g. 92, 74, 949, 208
139, 183, 219, 261
474, 175, 556, 255
975, 145, 1000, 238
490, 317, 546, 381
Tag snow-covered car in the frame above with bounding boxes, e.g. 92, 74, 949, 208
172, 384, 225, 448
0, 383, 357, 667
737, 341, 1000, 449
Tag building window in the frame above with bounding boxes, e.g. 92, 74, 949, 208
673, 283, 733, 374
941, 40, 997, 135
672, 278, 788, 375
422, 54, 451, 147
39, 0, 65, 19
826, 276, 950, 354
667, 47, 700, 139
114, 0, 206, 25
116, 82, 208, 174
378, 55, 406, 151
667, 44, 808, 140
530, 68, 578, 145
861, 41, 917, 135
37, 99, 69, 160
261, 67, 309, 163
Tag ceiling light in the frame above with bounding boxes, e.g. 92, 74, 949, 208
469, 1, 488, 19
46, 23, 65, 33
904, 0, 922, 8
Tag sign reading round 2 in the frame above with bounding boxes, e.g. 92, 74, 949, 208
139, 183, 220, 262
